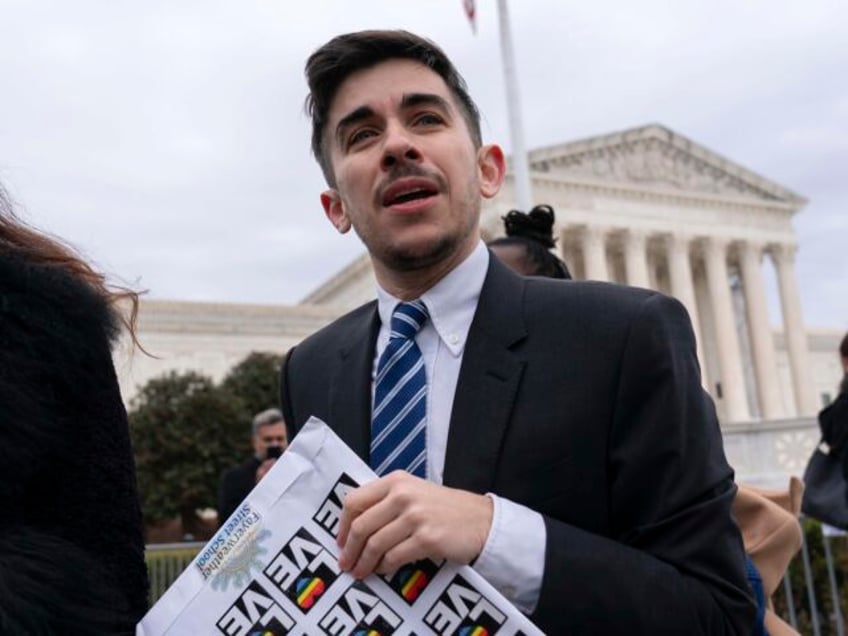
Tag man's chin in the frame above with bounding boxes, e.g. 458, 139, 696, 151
382, 238, 459, 272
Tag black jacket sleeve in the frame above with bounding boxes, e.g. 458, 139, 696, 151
530, 293, 755, 634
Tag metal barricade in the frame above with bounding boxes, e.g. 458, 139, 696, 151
776, 518, 847, 635
145, 542, 205, 604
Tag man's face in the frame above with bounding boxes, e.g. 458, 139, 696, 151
320, 59, 504, 282
253, 422, 287, 460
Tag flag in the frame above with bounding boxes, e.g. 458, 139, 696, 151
462, 0, 476, 34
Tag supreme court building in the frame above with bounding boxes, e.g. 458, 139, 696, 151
116, 125, 844, 486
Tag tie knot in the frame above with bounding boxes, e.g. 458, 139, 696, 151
389, 300, 428, 340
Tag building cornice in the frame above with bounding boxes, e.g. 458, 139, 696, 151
520, 173, 802, 215
525, 124, 806, 206
137, 299, 341, 336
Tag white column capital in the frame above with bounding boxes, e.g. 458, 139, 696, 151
665, 232, 695, 254
703, 235, 731, 256
668, 230, 690, 242
626, 227, 649, 241
740, 239, 765, 255
582, 224, 609, 241
770, 242, 798, 265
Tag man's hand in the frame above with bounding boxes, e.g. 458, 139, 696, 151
255, 458, 275, 483
337, 471, 493, 579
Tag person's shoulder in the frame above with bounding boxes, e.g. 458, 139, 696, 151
524, 278, 664, 312
520, 279, 693, 340
288, 300, 378, 355
821, 391, 848, 421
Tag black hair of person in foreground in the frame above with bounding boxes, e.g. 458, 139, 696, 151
488, 204, 571, 279
0, 183, 149, 635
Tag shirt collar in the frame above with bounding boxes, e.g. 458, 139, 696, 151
376, 241, 489, 356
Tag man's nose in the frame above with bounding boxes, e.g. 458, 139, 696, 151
381, 124, 421, 171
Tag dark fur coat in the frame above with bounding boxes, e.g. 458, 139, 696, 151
0, 250, 149, 634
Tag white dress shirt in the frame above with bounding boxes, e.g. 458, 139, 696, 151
373, 240, 546, 613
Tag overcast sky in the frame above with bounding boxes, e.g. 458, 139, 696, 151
0, 1, 845, 329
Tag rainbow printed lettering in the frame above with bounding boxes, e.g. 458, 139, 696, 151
295, 576, 325, 609
400, 569, 428, 602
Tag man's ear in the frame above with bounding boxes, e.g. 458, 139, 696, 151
477, 144, 506, 199
321, 189, 351, 234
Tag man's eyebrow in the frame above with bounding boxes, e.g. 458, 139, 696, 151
401, 92, 451, 113
334, 105, 375, 146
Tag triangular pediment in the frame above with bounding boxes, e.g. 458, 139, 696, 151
527, 124, 805, 205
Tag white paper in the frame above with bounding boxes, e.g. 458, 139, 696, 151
138, 417, 543, 635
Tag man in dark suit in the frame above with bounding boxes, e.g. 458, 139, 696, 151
217, 407, 287, 526
281, 30, 754, 634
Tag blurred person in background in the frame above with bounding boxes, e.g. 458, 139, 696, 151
819, 333, 848, 495
488, 204, 571, 279
0, 183, 148, 634
217, 407, 287, 526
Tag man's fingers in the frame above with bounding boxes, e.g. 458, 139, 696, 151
336, 473, 492, 579
347, 517, 412, 578
337, 478, 385, 548
339, 479, 415, 571
374, 539, 430, 576
337, 472, 406, 548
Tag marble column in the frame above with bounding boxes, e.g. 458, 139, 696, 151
665, 233, 709, 390
703, 236, 749, 422
771, 243, 817, 416
624, 229, 650, 288
582, 226, 610, 282
738, 241, 784, 419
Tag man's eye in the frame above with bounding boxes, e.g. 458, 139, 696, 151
414, 113, 444, 126
348, 129, 377, 146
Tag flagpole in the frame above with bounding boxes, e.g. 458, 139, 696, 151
497, 0, 532, 211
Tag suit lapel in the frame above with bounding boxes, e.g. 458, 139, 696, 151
328, 302, 379, 463
443, 256, 527, 493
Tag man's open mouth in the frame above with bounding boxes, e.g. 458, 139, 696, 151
384, 187, 437, 206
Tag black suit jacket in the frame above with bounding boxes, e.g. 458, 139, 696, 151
217, 456, 262, 526
281, 255, 754, 634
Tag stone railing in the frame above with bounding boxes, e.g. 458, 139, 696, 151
722, 416, 818, 488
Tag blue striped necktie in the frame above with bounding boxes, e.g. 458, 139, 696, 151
371, 300, 429, 478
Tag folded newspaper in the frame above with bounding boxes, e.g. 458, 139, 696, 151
138, 416, 543, 635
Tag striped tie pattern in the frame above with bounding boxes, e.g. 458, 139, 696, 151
371, 300, 429, 477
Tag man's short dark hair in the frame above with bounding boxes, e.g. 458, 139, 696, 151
840, 332, 848, 360
304, 29, 483, 186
